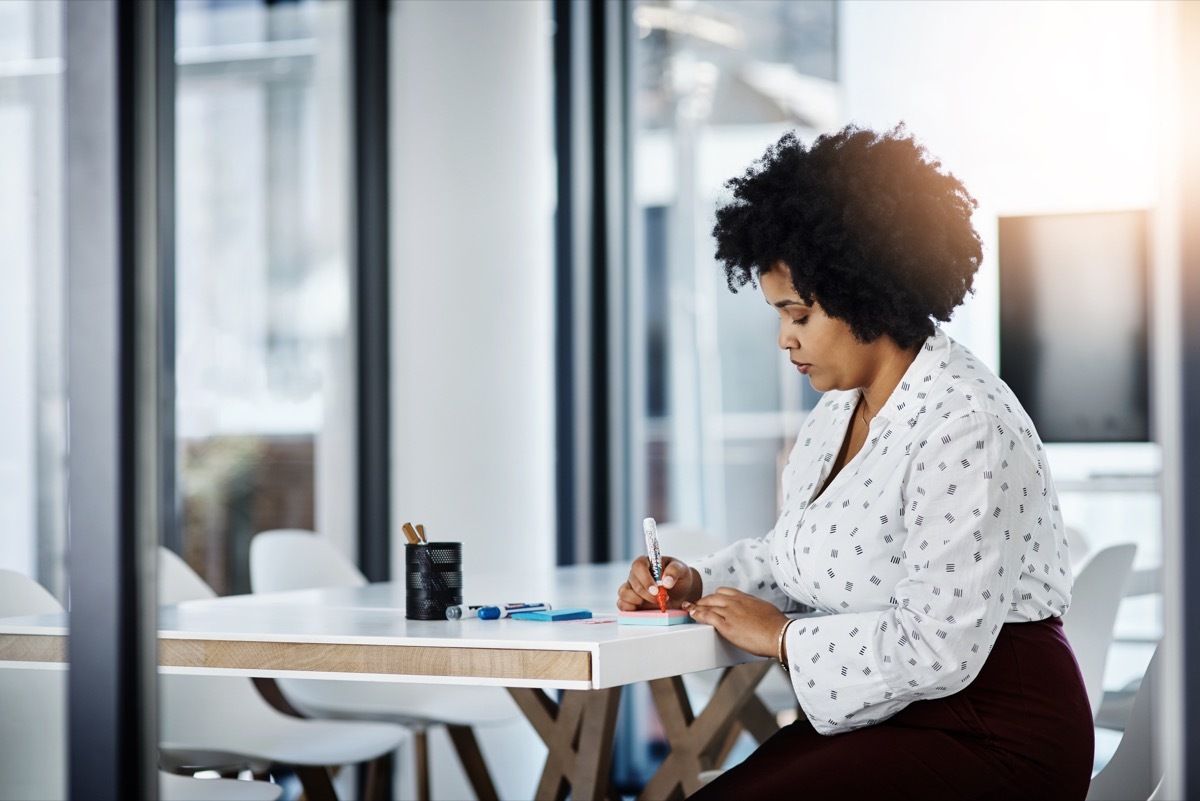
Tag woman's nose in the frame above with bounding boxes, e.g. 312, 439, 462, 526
778, 319, 795, 350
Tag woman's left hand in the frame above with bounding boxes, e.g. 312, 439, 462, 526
683, 587, 790, 658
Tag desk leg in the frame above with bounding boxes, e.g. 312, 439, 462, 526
508, 687, 622, 801
639, 661, 777, 801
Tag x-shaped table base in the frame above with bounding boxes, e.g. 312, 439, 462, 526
508, 686, 623, 801
508, 661, 780, 801
638, 660, 778, 800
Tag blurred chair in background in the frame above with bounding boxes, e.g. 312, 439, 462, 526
1061, 542, 1138, 720
157, 548, 406, 801
0, 569, 283, 801
250, 529, 519, 801
1065, 525, 1091, 570
1086, 638, 1163, 801
653, 523, 724, 568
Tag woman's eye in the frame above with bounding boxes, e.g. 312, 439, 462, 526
792, 315, 809, 326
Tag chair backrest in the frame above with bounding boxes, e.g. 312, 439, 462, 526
654, 523, 724, 563
0, 569, 284, 801
0, 571, 66, 801
1061, 542, 1137, 719
1065, 525, 1091, 570
0, 569, 66, 617
153, 546, 300, 749
158, 547, 218, 604
249, 529, 367, 594
1087, 639, 1162, 800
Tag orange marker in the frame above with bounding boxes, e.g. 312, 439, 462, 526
643, 517, 669, 614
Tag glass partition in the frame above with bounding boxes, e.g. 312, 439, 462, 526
0, 0, 66, 601
629, 0, 837, 549
617, 1, 839, 786
175, 0, 353, 594
0, 4, 68, 796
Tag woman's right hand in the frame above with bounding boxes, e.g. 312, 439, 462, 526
616, 555, 701, 612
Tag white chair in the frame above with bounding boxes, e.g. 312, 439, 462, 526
159, 773, 282, 801
249, 529, 518, 801
0, 569, 282, 801
654, 523, 724, 564
1087, 639, 1163, 801
0, 568, 64, 617
1061, 542, 1138, 719
157, 548, 407, 801
1065, 525, 1091, 570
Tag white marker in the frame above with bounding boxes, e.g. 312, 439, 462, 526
643, 517, 667, 612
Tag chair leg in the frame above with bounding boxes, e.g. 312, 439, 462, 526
253, 677, 308, 717
414, 730, 430, 801
363, 752, 394, 801
446, 724, 501, 801
293, 765, 338, 801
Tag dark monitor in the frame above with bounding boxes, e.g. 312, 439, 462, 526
997, 210, 1150, 443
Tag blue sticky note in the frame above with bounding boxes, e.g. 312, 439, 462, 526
511, 607, 592, 621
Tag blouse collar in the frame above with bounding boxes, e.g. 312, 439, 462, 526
868, 327, 951, 428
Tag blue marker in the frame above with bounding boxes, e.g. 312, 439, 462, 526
477, 602, 552, 620
445, 604, 485, 620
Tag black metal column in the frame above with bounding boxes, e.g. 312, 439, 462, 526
1178, 2, 1200, 794
158, 0, 180, 556
352, 0, 392, 583
554, 0, 584, 566
65, 0, 165, 798
553, 0, 630, 566
352, 3, 394, 796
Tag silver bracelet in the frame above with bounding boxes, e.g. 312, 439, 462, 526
776, 618, 796, 672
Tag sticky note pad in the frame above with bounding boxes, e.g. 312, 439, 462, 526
618, 609, 694, 626
511, 608, 592, 621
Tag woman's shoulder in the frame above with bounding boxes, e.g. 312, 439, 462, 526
939, 337, 1020, 412
927, 335, 1043, 441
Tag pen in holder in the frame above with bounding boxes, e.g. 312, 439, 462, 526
405, 542, 463, 620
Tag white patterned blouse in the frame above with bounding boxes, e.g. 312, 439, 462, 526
689, 328, 1073, 735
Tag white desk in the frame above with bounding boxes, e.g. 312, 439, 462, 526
0, 564, 782, 800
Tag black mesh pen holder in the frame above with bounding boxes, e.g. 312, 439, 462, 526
405, 542, 463, 620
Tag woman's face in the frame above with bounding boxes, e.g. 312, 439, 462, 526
760, 262, 881, 393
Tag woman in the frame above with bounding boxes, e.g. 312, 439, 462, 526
617, 124, 1094, 799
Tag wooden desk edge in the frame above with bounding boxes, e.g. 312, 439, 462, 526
0, 634, 592, 684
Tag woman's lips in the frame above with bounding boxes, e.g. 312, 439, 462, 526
793, 361, 810, 375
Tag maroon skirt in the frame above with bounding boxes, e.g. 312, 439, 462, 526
690, 616, 1094, 801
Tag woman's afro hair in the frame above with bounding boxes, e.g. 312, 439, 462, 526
712, 124, 982, 349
